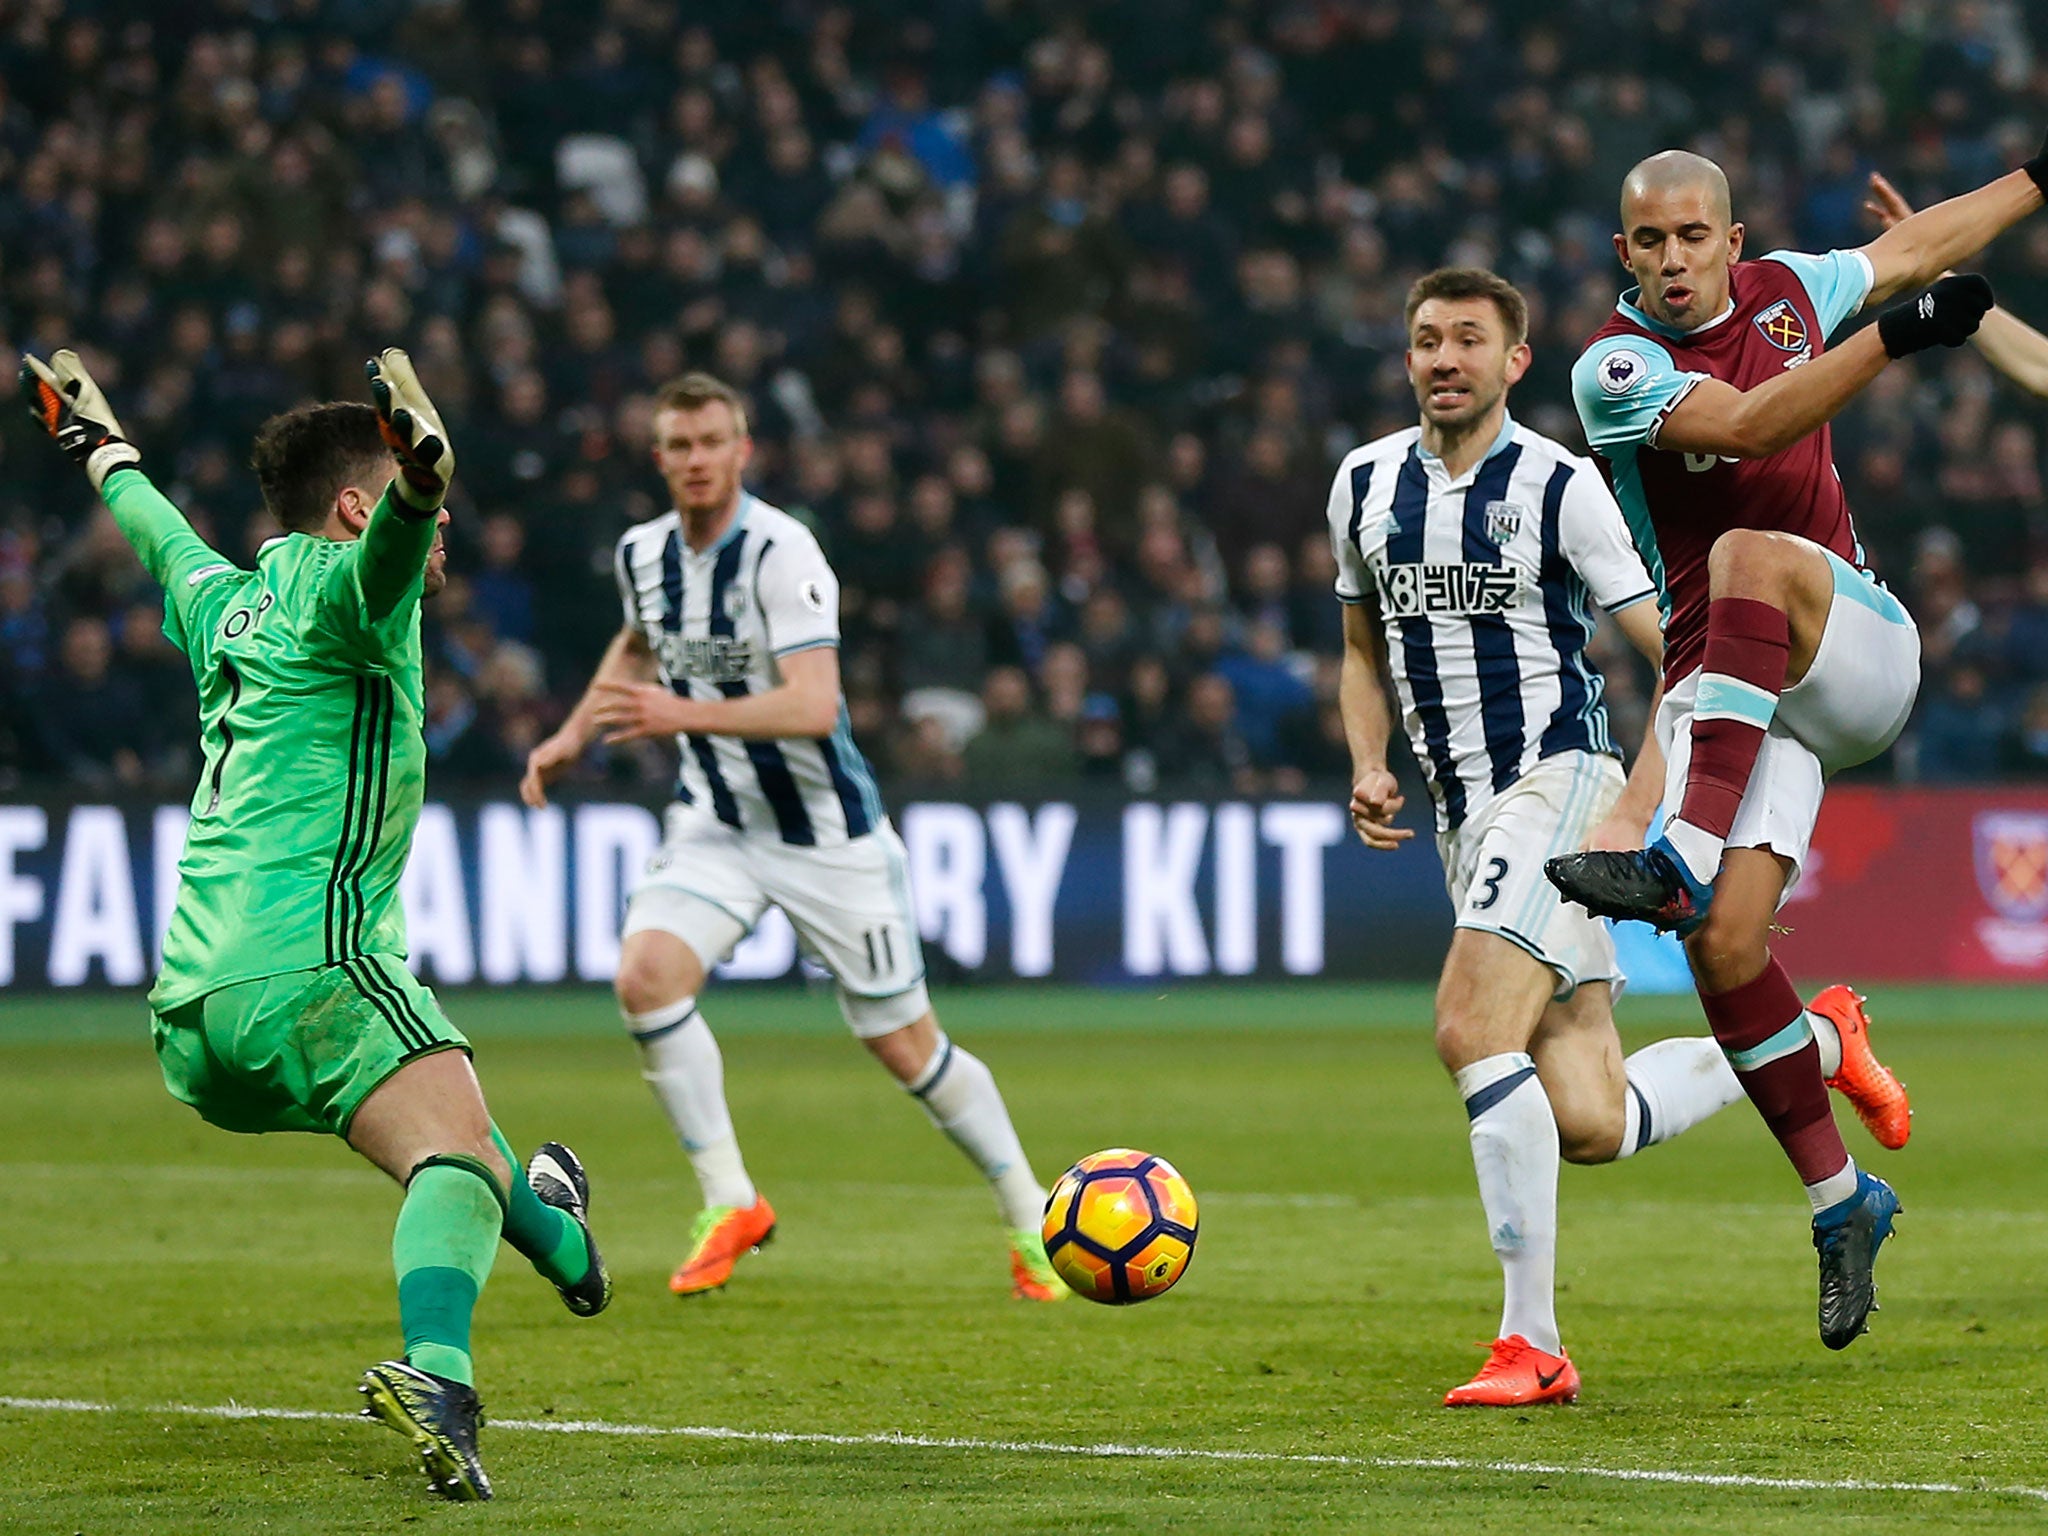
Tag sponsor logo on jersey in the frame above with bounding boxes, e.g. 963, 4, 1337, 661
799, 578, 828, 614
657, 631, 756, 684
1754, 298, 1808, 352
1483, 500, 1523, 546
1596, 346, 1649, 395
1375, 562, 1524, 618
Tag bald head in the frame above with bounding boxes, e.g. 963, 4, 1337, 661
1612, 149, 1744, 330
1621, 150, 1732, 227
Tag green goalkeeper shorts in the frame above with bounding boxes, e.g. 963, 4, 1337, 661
150, 956, 468, 1138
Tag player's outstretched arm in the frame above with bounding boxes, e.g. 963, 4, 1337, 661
1962, 301, 2048, 397
1856, 139, 2048, 306
589, 646, 841, 747
520, 624, 659, 807
1338, 601, 1411, 852
21, 349, 229, 594
354, 348, 453, 624
1656, 275, 1993, 460
1867, 171, 2048, 397
1583, 601, 1665, 853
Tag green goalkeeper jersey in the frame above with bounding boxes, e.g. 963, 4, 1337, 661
99, 468, 440, 1011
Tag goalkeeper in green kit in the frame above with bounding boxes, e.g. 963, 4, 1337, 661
21, 346, 611, 1502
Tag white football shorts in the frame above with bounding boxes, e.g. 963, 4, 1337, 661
624, 803, 930, 1037
1437, 749, 1625, 1001
1659, 549, 1920, 882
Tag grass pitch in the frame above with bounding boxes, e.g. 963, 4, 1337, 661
3, 981, 2046, 1532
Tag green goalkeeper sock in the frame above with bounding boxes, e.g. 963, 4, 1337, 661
394, 1158, 504, 1388
490, 1125, 592, 1288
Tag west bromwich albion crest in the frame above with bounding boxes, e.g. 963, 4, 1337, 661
1754, 298, 1808, 353
1483, 500, 1522, 546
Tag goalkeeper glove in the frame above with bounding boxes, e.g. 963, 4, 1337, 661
1877, 273, 1994, 358
21, 349, 141, 492
365, 347, 454, 514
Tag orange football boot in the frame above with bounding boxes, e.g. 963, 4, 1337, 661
1810, 984, 1911, 1150
669, 1195, 777, 1296
1008, 1228, 1067, 1302
1443, 1335, 1580, 1407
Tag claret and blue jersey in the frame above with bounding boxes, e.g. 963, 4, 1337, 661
1327, 415, 1659, 833
614, 492, 886, 847
1572, 248, 1882, 683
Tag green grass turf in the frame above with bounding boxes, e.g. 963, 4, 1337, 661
3, 982, 2046, 1533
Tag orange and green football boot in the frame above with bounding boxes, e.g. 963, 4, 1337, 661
1008, 1227, 1067, 1302
1442, 1335, 1580, 1407
1810, 984, 1911, 1150
669, 1195, 777, 1296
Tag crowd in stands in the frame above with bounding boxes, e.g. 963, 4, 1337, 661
4, 0, 2048, 797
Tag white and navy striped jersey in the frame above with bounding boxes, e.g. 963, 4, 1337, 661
615, 493, 887, 847
1328, 415, 1658, 833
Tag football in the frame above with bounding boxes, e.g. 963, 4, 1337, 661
1040, 1149, 1199, 1305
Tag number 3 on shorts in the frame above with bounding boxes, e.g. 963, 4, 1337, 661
1473, 856, 1508, 911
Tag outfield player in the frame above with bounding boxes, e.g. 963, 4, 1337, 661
1333, 267, 1764, 1406
1550, 143, 2048, 1348
21, 347, 610, 1503
520, 373, 1064, 1302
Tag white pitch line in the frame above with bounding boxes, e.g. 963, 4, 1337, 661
1, 1395, 2043, 1503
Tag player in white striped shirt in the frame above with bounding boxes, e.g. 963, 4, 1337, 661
522, 373, 1063, 1303
1331, 269, 1751, 1405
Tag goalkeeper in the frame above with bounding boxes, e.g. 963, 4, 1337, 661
21, 347, 611, 1503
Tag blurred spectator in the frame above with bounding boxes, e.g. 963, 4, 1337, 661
962, 666, 1074, 786
2003, 683, 2048, 776
1288, 532, 1345, 655
1914, 660, 2003, 781
0, 0, 2040, 792
1215, 615, 1315, 766
114, 600, 196, 780
1075, 695, 1125, 780
899, 547, 991, 696
1075, 585, 1141, 696
986, 560, 1063, 674
893, 712, 966, 785
1912, 528, 1983, 672
1163, 672, 1256, 793
1119, 653, 1179, 793
1206, 426, 1326, 572
0, 566, 50, 682
36, 617, 148, 788
471, 514, 537, 645
1038, 371, 1152, 554
2005, 559, 2048, 686
424, 672, 502, 781
1040, 641, 1092, 726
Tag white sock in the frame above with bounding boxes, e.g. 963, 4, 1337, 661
1454, 1052, 1561, 1355
1807, 1009, 1843, 1079
1806, 1155, 1859, 1214
626, 998, 757, 1210
908, 1036, 1044, 1231
1613, 1036, 1746, 1159
1662, 818, 1723, 886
